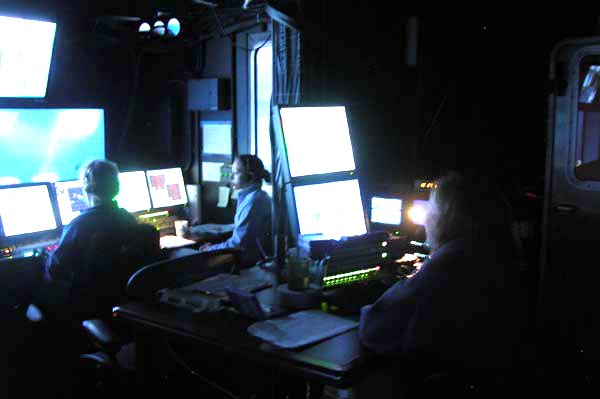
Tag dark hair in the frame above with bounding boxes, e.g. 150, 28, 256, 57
426, 171, 514, 252
82, 159, 120, 200
236, 154, 271, 184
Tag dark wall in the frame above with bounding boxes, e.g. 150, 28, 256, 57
298, 8, 600, 191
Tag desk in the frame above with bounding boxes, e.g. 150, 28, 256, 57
113, 267, 374, 389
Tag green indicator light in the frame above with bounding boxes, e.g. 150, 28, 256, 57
381, 252, 388, 258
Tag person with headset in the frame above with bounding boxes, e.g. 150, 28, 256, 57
358, 171, 526, 376
191, 154, 272, 268
44, 159, 139, 284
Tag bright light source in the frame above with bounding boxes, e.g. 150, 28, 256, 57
138, 22, 151, 33
167, 18, 180, 36
408, 204, 428, 226
153, 20, 165, 36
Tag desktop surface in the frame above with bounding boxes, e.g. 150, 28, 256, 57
113, 266, 372, 386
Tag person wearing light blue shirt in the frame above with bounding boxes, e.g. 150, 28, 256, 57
196, 155, 272, 267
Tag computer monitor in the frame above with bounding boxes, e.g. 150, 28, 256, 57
0, 183, 58, 237
279, 106, 356, 177
146, 167, 188, 209
115, 171, 151, 213
54, 179, 88, 225
408, 199, 430, 226
0, 16, 56, 98
0, 108, 106, 185
370, 196, 403, 225
293, 179, 367, 240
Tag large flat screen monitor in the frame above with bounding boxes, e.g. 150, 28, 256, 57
0, 16, 56, 98
0, 183, 58, 237
0, 108, 105, 185
370, 196, 403, 225
293, 179, 367, 240
279, 106, 356, 177
54, 179, 88, 225
116, 171, 151, 213
146, 167, 188, 209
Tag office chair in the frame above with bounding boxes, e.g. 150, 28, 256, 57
79, 247, 241, 373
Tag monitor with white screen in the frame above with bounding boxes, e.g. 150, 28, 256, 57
370, 196, 402, 225
54, 179, 88, 225
0, 16, 56, 98
0, 184, 58, 237
279, 106, 356, 177
116, 171, 151, 213
0, 108, 105, 185
146, 167, 188, 209
293, 179, 367, 240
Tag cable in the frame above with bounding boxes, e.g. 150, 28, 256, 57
164, 338, 240, 399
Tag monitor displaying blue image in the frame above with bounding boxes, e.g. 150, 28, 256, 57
0, 16, 56, 98
293, 179, 367, 240
54, 179, 88, 225
279, 106, 356, 177
0, 108, 105, 185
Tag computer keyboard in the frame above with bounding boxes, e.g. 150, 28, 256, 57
159, 235, 196, 249
181, 273, 272, 297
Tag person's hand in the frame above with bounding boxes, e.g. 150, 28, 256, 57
198, 243, 212, 252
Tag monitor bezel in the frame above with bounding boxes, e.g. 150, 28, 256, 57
0, 107, 107, 183
145, 167, 189, 210
0, 15, 57, 100
0, 182, 61, 243
291, 177, 369, 239
116, 170, 152, 214
276, 104, 357, 179
53, 178, 88, 226
369, 195, 403, 226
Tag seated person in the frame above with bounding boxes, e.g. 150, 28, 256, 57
359, 172, 526, 372
189, 154, 272, 268
44, 159, 148, 317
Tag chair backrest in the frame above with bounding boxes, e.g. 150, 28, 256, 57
69, 223, 160, 318
126, 248, 240, 301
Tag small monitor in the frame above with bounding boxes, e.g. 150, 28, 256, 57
0, 183, 58, 237
116, 171, 151, 213
409, 199, 430, 226
146, 167, 188, 209
370, 197, 402, 225
0, 16, 56, 98
279, 106, 356, 177
54, 179, 88, 225
293, 179, 367, 240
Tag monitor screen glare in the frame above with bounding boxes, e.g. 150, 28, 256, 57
54, 180, 88, 225
0, 108, 105, 185
294, 179, 367, 240
370, 197, 402, 225
146, 168, 188, 209
0, 184, 57, 236
116, 171, 151, 213
279, 106, 356, 177
0, 16, 56, 98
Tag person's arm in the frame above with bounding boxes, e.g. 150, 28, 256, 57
44, 224, 79, 283
202, 194, 268, 252
358, 259, 435, 355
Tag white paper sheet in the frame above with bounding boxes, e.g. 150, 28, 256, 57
202, 122, 232, 155
217, 186, 230, 208
202, 162, 224, 182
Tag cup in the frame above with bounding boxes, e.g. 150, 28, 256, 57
174, 220, 189, 237
287, 255, 310, 291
